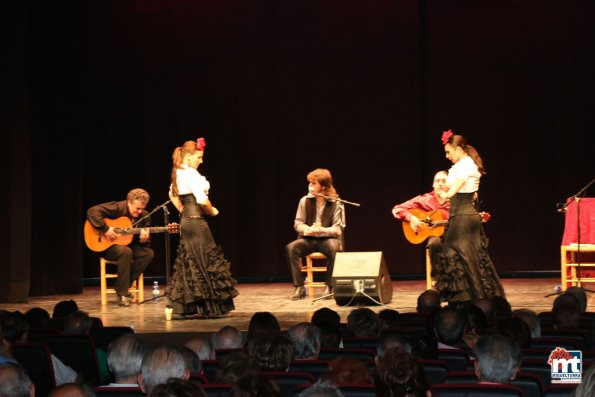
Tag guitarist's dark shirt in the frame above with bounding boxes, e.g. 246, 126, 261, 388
87, 200, 151, 245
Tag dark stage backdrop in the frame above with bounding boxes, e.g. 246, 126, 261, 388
3, 0, 594, 301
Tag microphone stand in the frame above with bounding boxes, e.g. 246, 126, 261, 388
310, 192, 361, 207
134, 200, 172, 304
546, 178, 595, 297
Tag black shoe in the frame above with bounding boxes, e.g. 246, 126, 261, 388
290, 286, 306, 300
117, 295, 131, 307
323, 286, 332, 299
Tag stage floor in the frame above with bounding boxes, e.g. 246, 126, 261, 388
2, 278, 585, 337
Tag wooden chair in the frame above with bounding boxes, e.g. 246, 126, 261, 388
559, 197, 595, 290
100, 257, 144, 305
300, 252, 329, 299
426, 247, 433, 290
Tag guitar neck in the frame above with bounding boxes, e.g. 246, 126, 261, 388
113, 226, 169, 235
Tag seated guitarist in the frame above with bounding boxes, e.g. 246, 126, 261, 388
391, 171, 450, 268
86, 188, 155, 306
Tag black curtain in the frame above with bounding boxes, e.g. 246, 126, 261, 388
3, 0, 594, 301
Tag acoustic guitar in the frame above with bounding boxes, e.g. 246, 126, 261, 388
84, 216, 180, 252
402, 208, 491, 244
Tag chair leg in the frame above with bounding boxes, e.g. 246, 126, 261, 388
137, 273, 144, 302
100, 258, 107, 306
425, 248, 433, 290
306, 257, 315, 299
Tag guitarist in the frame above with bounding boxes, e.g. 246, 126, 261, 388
86, 188, 155, 307
391, 171, 450, 268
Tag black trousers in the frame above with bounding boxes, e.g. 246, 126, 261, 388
104, 244, 154, 296
286, 237, 341, 287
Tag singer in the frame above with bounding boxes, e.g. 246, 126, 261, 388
286, 168, 345, 300
434, 130, 504, 303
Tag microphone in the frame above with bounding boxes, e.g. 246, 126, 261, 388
556, 203, 567, 213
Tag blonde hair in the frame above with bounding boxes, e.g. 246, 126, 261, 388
170, 141, 202, 197
127, 188, 149, 205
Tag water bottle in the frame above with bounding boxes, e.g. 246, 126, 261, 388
153, 281, 160, 302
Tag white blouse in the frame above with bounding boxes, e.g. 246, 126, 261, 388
447, 156, 480, 193
169, 164, 210, 204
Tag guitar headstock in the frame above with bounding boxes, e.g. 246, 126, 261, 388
167, 223, 180, 234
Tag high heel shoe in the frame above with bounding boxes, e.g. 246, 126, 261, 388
290, 286, 306, 300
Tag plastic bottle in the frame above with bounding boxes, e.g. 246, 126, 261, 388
153, 281, 160, 302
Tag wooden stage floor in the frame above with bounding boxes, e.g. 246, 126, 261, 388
2, 278, 587, 338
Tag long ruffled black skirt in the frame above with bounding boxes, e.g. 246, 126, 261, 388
433, 193, 505, 303
166, 212, 238, 317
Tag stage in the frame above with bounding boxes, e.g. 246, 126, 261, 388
1, 277, 586, 341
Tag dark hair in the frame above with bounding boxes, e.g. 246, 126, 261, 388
247, 333, 294, 371
445, 134, 486, 175
320, 357, 373, 385
246, 312, 281, 342
52, 300, 79, 318
24, 307, 50, 328
375, 351, 429, 397
214, 351, 261, 384
231, 373, 282, 397
150, 378, 207, 397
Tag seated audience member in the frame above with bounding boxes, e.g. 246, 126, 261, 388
574, 363, 595, 397
311, 308, 342, 348
552, 293, 592, 350
150, 378, 207, 397
490, 296, 513, 325
472, 298, 494, 328
48, 383, 95, 397
139, 346, 189, 395
376, 332, 410, 366
231, 373, 282, 397
64, 310, 109, 383
287, 322, 321, 360
346, 308, 381, 338
378, 309, 401, 330
473, 333, 522, 384
246, 312, 281, 343
416, 289, 442, 316
211, 326, 243, 350
565, 286, 588, 312
375, 350, 430, 397
247, 333, 294, 372
184, 337, 215, 361
494, 316, 531, 349
175, 346, 202, 373
1, 310, 80, 385
298, 380, 345, 397
512, 308, 541, 338
213, 351, 261, 384
320, 357, 374, 385
433, 306, 472, 355
52, 300, 79, 319
105, 333, 147, 387
24, 307, 51, 329
0, 363, 35, 397
317, 322, 341, 349
0, 326, 17, 365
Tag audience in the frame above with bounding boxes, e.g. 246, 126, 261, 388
375, 350, 430, 397
48, 383, 95, 397
213, 351, 260, 384
52, 300, 79, 319
184, 336, 215, 361
246, 312, 281, 343
105, 333, 147, 387
574, 363, 595, 397
473, 333, 522, 384
175, 346, 202, 373
433, 306, 472, 355
378, 309, 401, 330
320, 357, 374, 385
565, 286, 587, 312
149, 378, 206, 397
230, 373, 282, 397
0, 363, 35, 397
24, 307, 51, 329
298, 380, 345, 397
211, 326, 243, 350
416, 289, 442, 316
247, 333, 294, 371
346, 308, 381, 338
512, 308, 541, 338
287, 322, 321, 360
139, 346, 189, 395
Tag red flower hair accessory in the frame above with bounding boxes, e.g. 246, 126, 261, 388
196, 137, 206, 150
441, 129, 454, 145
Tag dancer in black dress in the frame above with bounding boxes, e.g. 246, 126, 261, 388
433, 130, 505, 303
166, 137, 238, 319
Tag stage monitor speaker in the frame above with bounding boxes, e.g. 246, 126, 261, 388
331, 251, 393, 306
